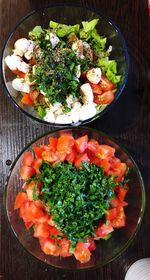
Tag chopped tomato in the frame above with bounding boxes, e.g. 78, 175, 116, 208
59, 239, 72, 257
32, 158, 42, 173
118, 186, 128, 202
48, 138, 58, 152
96, 222, 114, 238
38, 93, 44, 103
109, 162, 127, 180
74, 153, 89, 168
20, 201, 47, 224
86, 237, 96, 251
14, 192, 28, 209
110, 196, 121, 208
34, 223, 51, 238
42, 151, 58, 162
21, 94, 34, 106
94, 90, 114, 105
12, 69, 25, 78
96, 145, 115, 160
100, 75, 115, 91
29, 90, 39, 101
20, 166, 36, 180
75, 135, 88, 153
34, 199, 44, 209
90, 83, 103, 95
100, 159, 111, 173
24, 221, 34, 229
57, 135, 74, 155
25, 181, 40, 201
106, 208, 117, 221
33, 146, 45, 158
87, 139, 99, 153
111, 207, 126, 228
22, 151, 34, 167
66, 148, 76, 163
39, 237, 60, 256
74, 242, 91, 263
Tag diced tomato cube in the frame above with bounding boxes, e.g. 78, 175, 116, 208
96, 222, 114, 238
14, 192, 28, 209
106, 208, 117, 221
42, 151, 58, 162
32, 158, 42, 173
111, 207, 126, 228
87, 139, 99, 153
74, 153, 89, 168
57, 135, 74, 154
39, 237, 60, 256
24, 221, 34, 230
74, 242, 91, 263
100, 75, 115, 91
90, 83, 103, 95
96, 145, 115, 160
86, 237, 96, 251
33, 146, 45, 158
34, 223, 51, 238
118, 186, 128, 202
59, 239, 72, 257
48, 138, 58, 152
22, 151, 34, 167
12, 69, 25, 78
21, 93, 34, 106
75, 135, 88, 153
20, 166, 36, 180
66, 148, 76, 163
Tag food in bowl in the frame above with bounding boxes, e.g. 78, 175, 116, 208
5, 19, 122, 124
14, 132, 129, 263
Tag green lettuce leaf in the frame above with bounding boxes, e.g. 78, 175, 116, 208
49, 21, 80, 37
91, 28, 107, 50
29, 26, 44, 40
97, 57, 121, 84
82, 19, 99, 33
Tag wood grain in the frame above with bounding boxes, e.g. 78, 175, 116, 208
0, 0, 149, 279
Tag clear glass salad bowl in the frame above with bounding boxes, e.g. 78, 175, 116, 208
4, 127, 145, 270
2, 5, 129, 126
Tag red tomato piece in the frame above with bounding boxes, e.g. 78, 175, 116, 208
20, 166, 36, 180
39, 237, 60, 256
111, 207, 126, 228
57, 135, 74, 154
32, 158, 42, 173
74, 242, 91, 263
59, 239, 72, 257
34, 223, 51, 238
22, 151, 34, 167
21, 94, 34, 106
25, 181, 40, 201
20, 201, 47, 224
90, 83, 103, 95
14, 192, 28, 209
65, 148, 76, 163
106, 208, 117, 221
87, 139, 99, 154
118, 186, 128, 201
109, 162, 127, 180
49, 138, 58, 152
42, 151, 58, 162
24, 221, 34, 230
94, 90, 114, 105
96, 145, 115, 160
100, 159, 111, 173
86, 237, 96, 251
100, 75, 115, 91
29, 90, 39, 101
38, 93, 44, 103
96, 222, 114, 238
75, 135, 88, 153
12, 69, 25, 78
74, 153, 89, 168
33, 146, 45, 158
110, 196, 121, 208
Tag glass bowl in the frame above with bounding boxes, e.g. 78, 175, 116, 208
1, 5, 129, 127
4, 127, 145, 270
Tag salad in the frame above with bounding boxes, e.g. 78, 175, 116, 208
5, 19, 121, 124
14, 133, 129, 263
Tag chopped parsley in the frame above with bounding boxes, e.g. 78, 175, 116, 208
29, 160, 117, 248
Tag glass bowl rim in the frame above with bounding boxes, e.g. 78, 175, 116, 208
3, 126, 145, 271
1, 4, 130, 127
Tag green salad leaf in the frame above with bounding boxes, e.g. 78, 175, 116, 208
49, 20, 80, 37
29, 26, 44, 40
97, 57, 121, 84
82, 19, 99, 33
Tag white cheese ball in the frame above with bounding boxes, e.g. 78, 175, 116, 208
5, 54, 29, 73
49, 33, 60, 49
79, 104, 96, 121
43, 109, 55, 123
14, 38, 29, 57
12, 78, 30, 93
70, 109, 80, 123
80, 83, 93, 104
86, 67, 101, 84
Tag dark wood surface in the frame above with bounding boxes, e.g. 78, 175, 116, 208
0, 1, 150, 279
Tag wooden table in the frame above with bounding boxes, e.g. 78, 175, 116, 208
0, 0, 149, 279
